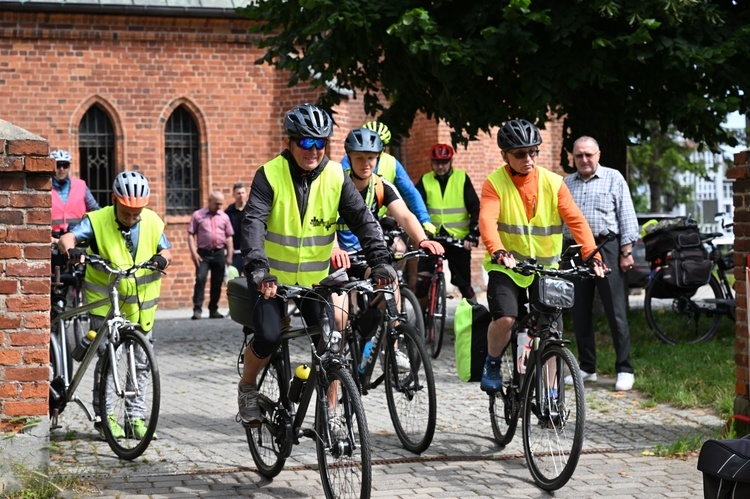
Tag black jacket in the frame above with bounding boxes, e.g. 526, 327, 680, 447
241, 149, 389, 273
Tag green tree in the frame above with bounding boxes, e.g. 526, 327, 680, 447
240, 0, 750, 175
627, 121, 705, 213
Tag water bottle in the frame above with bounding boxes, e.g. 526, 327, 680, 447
516, 329, 532, 374
358, 339, 374, 374
72, 329, 97, 362
287, 364, 310, 403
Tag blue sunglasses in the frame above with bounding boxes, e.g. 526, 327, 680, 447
295, 137, 327, 150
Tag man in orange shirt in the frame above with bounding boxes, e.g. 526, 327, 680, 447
478, 119, 606, 393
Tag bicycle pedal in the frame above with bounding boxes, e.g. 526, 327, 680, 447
301, 428, 317, 439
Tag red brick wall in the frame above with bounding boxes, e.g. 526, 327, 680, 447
0, 122, 53, 431
727, 150, 750, 415
0, 10, 568, 306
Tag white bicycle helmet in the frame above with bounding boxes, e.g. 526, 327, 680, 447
50, 149, 72, 163
113, 171, 150, 208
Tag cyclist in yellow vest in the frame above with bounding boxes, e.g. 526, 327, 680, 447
340, 121, 435, 236
237, 104, 396, 426
477, 119, 605, 393
58, 171, 171, 439
415, 143, 480, 300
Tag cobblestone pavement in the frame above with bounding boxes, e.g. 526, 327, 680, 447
49, 296, 721, 498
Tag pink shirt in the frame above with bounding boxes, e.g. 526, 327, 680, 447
188, 207, 234, 250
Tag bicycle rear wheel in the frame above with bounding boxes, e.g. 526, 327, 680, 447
247, 357, 287, 478
399, 286, 426, 342
98, 328, 160, 460
521, 344, 584, 491
489, 343, 518, 446
317, 366, 371, 499
644, 269, 723, 345
384, 323, 437, 454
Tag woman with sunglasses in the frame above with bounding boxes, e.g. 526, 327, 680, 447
51, 149, 100, 240
477, 119, 606, 394
236, 104, 396, 427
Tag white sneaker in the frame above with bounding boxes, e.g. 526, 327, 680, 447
615, 372, 635, 391
564, 369, 597, 385
394, 351, 411, 372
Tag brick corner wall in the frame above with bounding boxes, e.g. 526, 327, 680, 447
727, 149, 750, 417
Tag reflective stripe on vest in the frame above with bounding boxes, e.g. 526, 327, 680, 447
263, 156, 343, 286
51, 178, 87, 232
84, 206, 164, 331
375, 154, 396, 218
482, 167, 563, 288
422, 170, 470, 239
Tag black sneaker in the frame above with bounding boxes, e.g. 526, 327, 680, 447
191, 310, 201, 320
238, 382, 261, 427
209, 311, 225, 319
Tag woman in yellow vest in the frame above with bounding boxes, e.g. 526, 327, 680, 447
415, 143, 480, 300
237, 104, 396, 427
58, 171, 171, 440
477, 119, 605, 393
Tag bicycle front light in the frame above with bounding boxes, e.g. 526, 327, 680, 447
327, 330, 343, 354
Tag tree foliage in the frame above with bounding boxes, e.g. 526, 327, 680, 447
239, 0, 750, 173
627, 121, 705, 213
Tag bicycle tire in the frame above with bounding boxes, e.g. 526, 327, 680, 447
489, 343, 518, 446
316, 365, 372, 499
247, 356, 287, 478
399, 286, 426, 343
384, 323, 437, 454
521, 344, 584, 491
644, 269, 723, 345
432, 273, 447, 359
98, 328, 161, 460
48, 331, 67, 415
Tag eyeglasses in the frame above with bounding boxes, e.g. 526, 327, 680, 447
574, 151, 600, 160
508, 149, 540, 160
294, 137, 327, 150
56, 163, 71, 169
120, 229, 134, 254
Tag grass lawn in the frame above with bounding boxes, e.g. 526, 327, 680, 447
563, 303, 736, 420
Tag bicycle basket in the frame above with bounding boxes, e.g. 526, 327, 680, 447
536, 276, 575, 309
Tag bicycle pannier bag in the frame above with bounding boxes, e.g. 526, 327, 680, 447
661, 231, 712, 289
227, 277, 254, 328
698, 435, 750, 498
454, 298, 490, 382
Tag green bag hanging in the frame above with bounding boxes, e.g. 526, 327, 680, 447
454, 298, 490, 382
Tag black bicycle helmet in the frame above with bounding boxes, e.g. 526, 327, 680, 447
344, 128, 384, 154
496, 119, 542, 150
284, 104, 333, 139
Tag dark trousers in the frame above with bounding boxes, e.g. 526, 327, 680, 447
193, 249, 226, 313
569, 240, 633, 374
419, 244, 474, 298
245, 278, 327, 359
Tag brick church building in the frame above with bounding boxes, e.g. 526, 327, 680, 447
0, 0, 564, 308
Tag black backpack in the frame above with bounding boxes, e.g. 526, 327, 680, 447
698, 435, 750, 498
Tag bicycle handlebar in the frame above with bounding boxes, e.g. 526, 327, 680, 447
511, 260, 605, 279
81, 253, 165, 277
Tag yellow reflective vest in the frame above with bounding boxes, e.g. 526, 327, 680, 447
263, 156, 343, 286
482, 167, 563, 288
422, 170, 470, 239
85, 206, 164, 331
375, 154, 397, 218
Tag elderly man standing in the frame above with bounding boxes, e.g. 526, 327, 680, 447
188, 191, 233, 320
563, 136, 639, 391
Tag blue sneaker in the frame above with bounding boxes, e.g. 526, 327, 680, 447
480, 359, 502, 393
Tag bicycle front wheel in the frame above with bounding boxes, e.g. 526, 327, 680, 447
98, 328, 160, 460
644, 269, 723, 345
317, 366, 371, 499
490, 343, 518, 446
384, 323, 437, 454
521, 344, 584, 491
423, 273, 447, 358
247, 357, 287, 478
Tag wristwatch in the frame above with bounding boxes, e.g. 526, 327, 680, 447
620, 250, 632, 257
